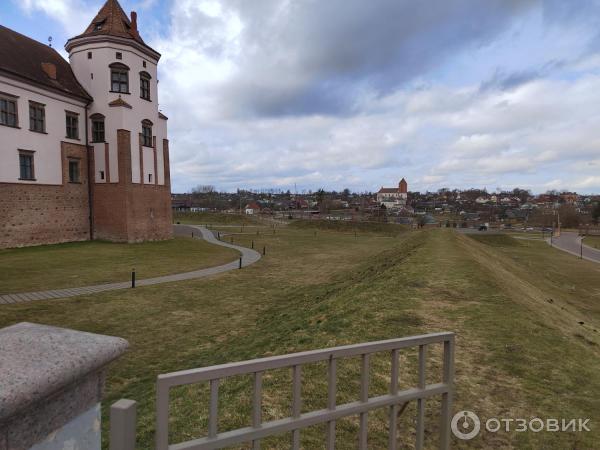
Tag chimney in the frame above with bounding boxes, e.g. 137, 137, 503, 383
41, 62, 57, 80
130, 11, 139, 38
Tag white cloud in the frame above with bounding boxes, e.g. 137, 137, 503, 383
15, 0, 95, 36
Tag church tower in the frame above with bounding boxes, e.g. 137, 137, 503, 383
65, 0, 172, 242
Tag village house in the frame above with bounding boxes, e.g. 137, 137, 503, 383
0, 0, 172, 248
376, 178, 408, 209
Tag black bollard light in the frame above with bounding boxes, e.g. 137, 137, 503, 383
251, 240, 254, 249
131, 269, 136, 288
239, 257, 242, 269
263, 246, 266, 256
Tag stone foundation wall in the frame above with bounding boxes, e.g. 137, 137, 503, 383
0, 142, 90, 249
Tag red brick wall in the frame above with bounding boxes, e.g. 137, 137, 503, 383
0, 142, 90, 248
92, 130, 172, 243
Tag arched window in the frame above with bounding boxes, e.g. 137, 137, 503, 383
109, 62, 129, 94
139, 71, 151, 101
90, 113, 105, 143
141, 119, 153, 147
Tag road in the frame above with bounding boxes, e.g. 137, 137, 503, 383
548, 231, 600, 263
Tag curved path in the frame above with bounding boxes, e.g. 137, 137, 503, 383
0, 225, 261, 305
547, 231, 600, 263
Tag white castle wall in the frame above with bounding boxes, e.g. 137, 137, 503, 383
0, 74, 87, 185
69, 40, 167, 185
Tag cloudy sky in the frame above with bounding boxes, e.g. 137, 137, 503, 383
2, 0, 600, 193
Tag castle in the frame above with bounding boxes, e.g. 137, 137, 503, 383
376, 178, 408, 209
0, 0, 172, 249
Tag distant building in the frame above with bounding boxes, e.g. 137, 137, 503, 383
376, 178, 408, 209
245, 202, 261, 215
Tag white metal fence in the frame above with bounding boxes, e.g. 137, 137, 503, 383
145, 332, 455, 450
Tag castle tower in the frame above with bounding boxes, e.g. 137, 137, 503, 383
65, 0, 172, 242
399, 178, 408, 194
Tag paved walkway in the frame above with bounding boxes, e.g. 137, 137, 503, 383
547, 231, 600, 263
0, 226, 261, 305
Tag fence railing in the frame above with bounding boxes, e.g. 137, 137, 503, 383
153, 332, 455, 450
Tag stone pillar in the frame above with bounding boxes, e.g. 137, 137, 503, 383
0, 322, 129, 450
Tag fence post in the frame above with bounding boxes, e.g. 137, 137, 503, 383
239, 257, 242, 269
131, 269, 136, 288
110, 399, 137, 450
252, 240, 254, 249
263, 246, 266, 256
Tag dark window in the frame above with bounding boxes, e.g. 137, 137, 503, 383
19, 152, 34, 180
140, 72, 151, 100
143, 61, 147, 68
94, 22, 103, 31
110, 63, 129, 93
87, 51, 92, 59
111, 70, 129, 93
142, 121, 152, 147
148, 173, 153, 183
116, 52, 122, 59
100, 170, 105, 180
29, 102, 45, 132
0, 96, 18, 127
65, 112, 79, 139
91, 115, 105, 142
68, 160, 80, 183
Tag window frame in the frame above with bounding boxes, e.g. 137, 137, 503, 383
0, 92, 19, 128
139, 71, 151, 101
68, 158, 81, 183
90, 113, 105, 143
141, 119, 153, 147
28, 101, 45, 133
18, 150, 35, 181
109, 62, 130, 94
65, 111, 79, 140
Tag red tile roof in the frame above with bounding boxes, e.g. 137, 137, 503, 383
0, 25, 92, 101
73, 0, 145, 45
378, 188, 400, 194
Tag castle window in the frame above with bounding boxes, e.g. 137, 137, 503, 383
143, 61, 147, 68
140, 71, 151, 100
116, 52, 122, 59
68, 159, 80, 183
19, 151, 35, 180
65, 111, 79, 139
0, 94, 18, 127
100, 170, 105, 180
148, 173, 153, 183
90, 113, 105, 142
109, 62, 130, 94
141, 119, 153, 147
88, 51, 92, 59
29, 101, 45, 133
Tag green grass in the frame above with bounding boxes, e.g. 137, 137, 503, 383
173, 211, 263, 225
584, 235, 600, 249
1, 228, 599, 448
0, 237, 239, 294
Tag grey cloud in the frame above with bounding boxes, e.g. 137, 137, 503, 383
214, 0, 536, 117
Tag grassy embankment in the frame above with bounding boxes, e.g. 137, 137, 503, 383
173, 211, 264, 225
0, 221, 599, 448
584, 235, 600, 249
0, 237, 239, 294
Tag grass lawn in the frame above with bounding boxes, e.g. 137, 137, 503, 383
584, 235, 600, 249
0, 226, 599, 448
0, 237, 239, 294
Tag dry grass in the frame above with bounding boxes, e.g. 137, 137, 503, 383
1, 227, 599, 448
